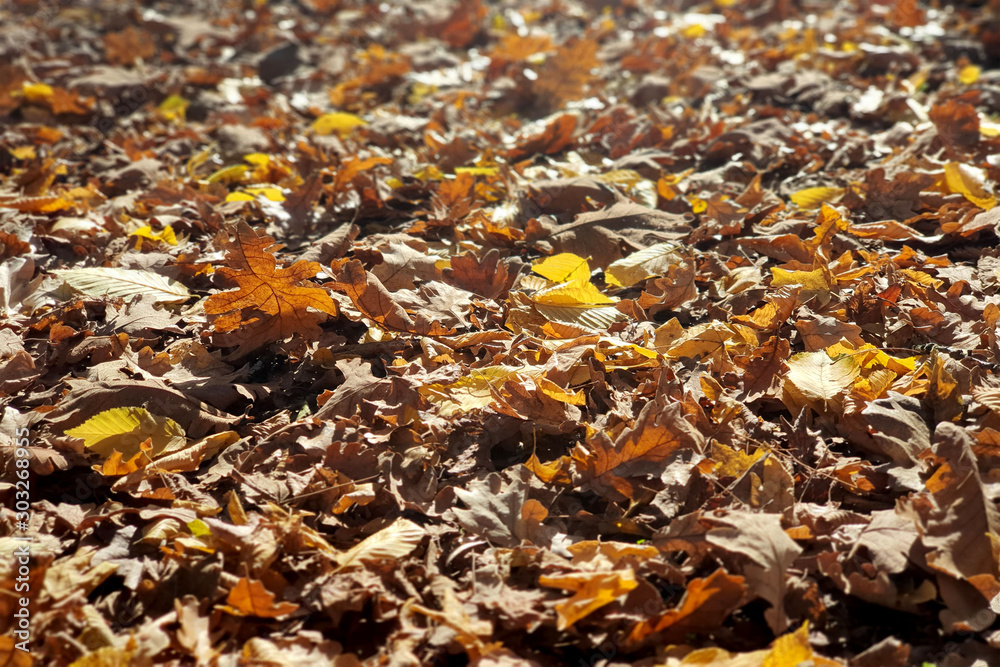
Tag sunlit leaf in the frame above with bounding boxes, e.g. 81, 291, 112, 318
531, 279, 615, 306
312, 112, 367, 136
53, 267, 192, 303
539, 570, 638, 630
65, 407, 186, 459
958, 65, 981, 85
783, 351, 859, 413
532, 253, 591, 283
605, 242, 684, 287
789, 186, 844, 209
770, 267, 829, 291
158, 94, 189, 122
130, 225, 177, 250
944, 162, 996, 210
334, 518, 425, 570
219, 577, 299, 618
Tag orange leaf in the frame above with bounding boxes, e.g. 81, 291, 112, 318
539, 570, 638, 630
627, 569, 746, 645
220, 577, 299, 618
505, 114, 578, 163
571, 397, 704, 501
204, 221, 338, 357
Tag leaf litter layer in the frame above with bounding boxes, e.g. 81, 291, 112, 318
3, 0, 1000, 664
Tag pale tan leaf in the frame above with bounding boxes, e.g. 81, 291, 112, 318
334, 518, 425, 570
53, 267, 191, 303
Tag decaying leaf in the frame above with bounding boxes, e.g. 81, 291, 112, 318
11, 1, 1000, 664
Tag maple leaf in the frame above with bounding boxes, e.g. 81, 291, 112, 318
204, 221, 338, 358
706, 511, 803, 634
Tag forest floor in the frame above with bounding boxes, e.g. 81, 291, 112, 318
4, 0, 1000, 665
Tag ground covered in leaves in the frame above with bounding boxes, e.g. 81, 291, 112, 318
5, 0, 1000, 664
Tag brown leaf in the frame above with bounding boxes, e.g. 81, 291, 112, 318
571, 397, 705, 501
706, 510, 803, 634
536, 200, 692, 269
861, 392, 931, 465
930, 98, 980, 151
899, 423, 1000, 607
505, 113, 578, 163
332, 259, 452, 335
444, 248, 513, 300
105, 26, 156, 66
532, 39, 600, 114
737, 335, 790, 403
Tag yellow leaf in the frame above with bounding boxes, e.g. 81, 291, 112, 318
944, 162, 996, 210
421, 375, 497, 417
206, 164, 248, 184
789, 186, 845, 209
21, 81, 53, 103
419, 366, 524, 417
981, 117, 1000, 138
158, 94, 189, 122
69, 646, 135, 667
65, 407, 186, 459
762, 622, 819, 667
130, 225, 177, 249
227, 187, 286, 202
244, 186, 285, 202
532, 253, 591, 283
812, 203, 849, 247
532, 279, 615, 306
539, 570, 638, 630
536, 376, 586, 405
243, 153, 270, 166
959, 64, 981, 85
9, 146, 36, 160
825, 341, 916, 375
312, 112, 367, 136
681, 23, 706, 39
899, 268, 943, 288
454, 166, 499, 176
712, 442, 767, 478
661, 322, 748, 360
770, 267, 829, 291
